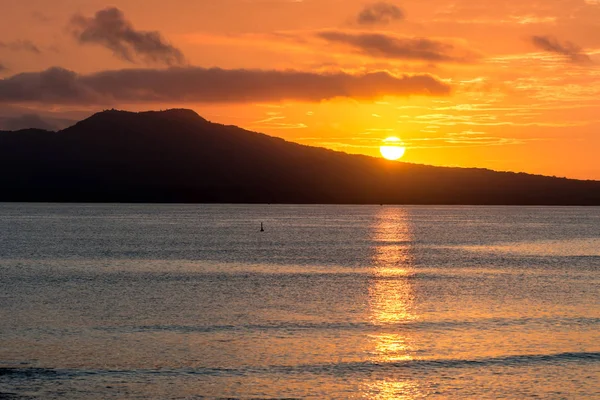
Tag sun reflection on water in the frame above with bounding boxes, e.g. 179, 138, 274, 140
370, 208, 416, 326
365, 207, 421, 399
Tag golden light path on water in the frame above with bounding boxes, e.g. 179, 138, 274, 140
366, 208, 421, 399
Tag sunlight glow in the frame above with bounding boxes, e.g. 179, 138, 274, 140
380, 137, 406, 161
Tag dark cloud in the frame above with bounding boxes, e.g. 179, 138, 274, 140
69, 7, 185, 66
0, 113, 58, 131
317, 31, 476, 63
0, 40, 41, 54
531, 36, 592, 64
357, 2, 404, 25
0, 66, 450, 105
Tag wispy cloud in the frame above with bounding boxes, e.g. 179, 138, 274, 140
69, 7, 185, 66
531, 36, 592, 64
357, 2, 404, 26
0, 66, 451, 105
251, 111, 308, 129
31, 11, 52, 23
0, 40, 41, 54
413, 112, 591, 127
316, 31, 478, 63
296, 134, 542, 151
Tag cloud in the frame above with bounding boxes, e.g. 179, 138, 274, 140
0, 63, 6, 72
69, 7, 185, 66
0, 113, 58, 131
317, 31, 477, 63
31, 11, 52, 23
357, 2, 404, 25
0, 40, 41, 54
0, 66, 451, 105
531, 36, 592, 64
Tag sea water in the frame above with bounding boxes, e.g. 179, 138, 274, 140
0, 204, 599, 399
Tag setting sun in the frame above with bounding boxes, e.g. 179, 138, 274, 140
380, 137, 406, 161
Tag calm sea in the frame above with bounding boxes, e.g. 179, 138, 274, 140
0, 204, 599, 399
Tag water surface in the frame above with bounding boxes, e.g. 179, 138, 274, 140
1, 204, 599, 398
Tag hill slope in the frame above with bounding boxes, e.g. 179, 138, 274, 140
1, 109, 599, 205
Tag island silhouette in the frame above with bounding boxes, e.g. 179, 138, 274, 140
1, 108, 599, 205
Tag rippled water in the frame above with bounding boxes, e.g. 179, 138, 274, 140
0, 204, 599, 399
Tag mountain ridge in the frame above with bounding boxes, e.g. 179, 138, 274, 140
1, 108, 599, 205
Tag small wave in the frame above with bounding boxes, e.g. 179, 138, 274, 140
0, 392, 31, 400
99, 316, 600, 335
460, 238, 600, 257
2, 351, 598, 381
288, 351, 600, 375
0, 368, 58, 378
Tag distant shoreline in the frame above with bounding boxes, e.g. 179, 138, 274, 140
3, 109, 600, 206
2, 201, 600, 206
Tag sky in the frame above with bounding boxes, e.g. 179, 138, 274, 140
1, 0, 600, 180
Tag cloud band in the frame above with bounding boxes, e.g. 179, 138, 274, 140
0, 66, 451, 104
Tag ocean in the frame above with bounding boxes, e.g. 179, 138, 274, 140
0, 204, 599, 399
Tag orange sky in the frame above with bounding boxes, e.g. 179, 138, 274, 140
1, 0, 600, 179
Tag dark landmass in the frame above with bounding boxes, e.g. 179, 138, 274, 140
1, 108, 599, 205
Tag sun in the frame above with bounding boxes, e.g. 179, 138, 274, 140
380, 137, 406, 161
